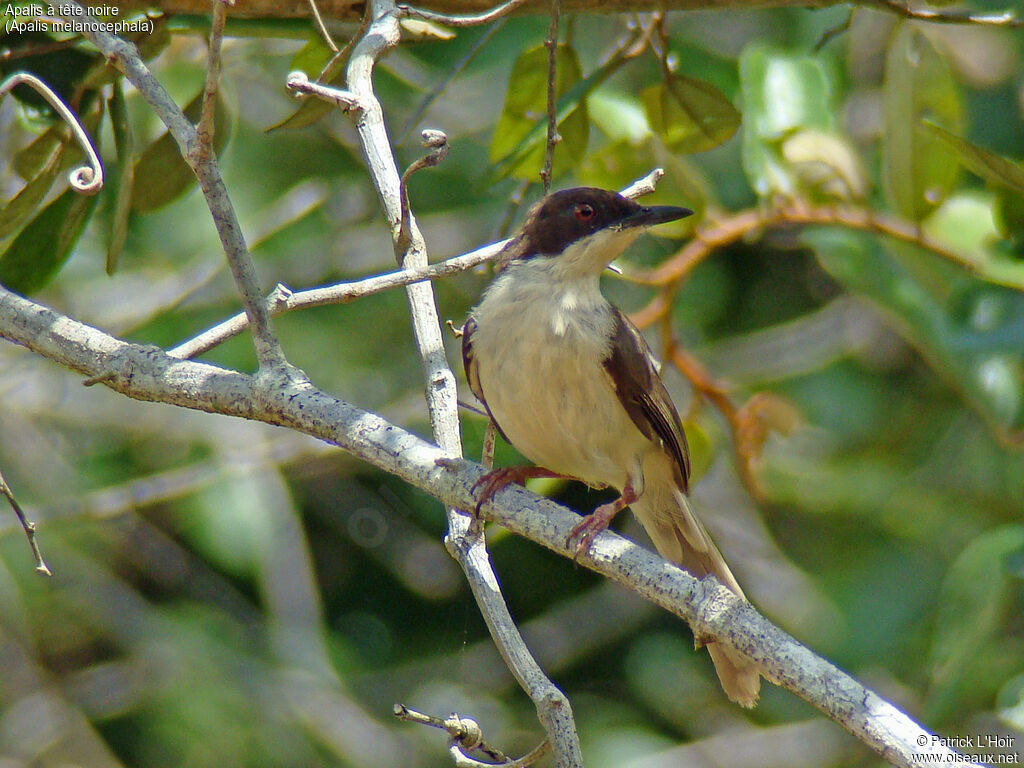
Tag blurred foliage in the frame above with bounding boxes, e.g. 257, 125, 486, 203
1, 5, 1024, 768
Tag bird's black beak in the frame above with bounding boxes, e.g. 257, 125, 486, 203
618, 204, 694, 230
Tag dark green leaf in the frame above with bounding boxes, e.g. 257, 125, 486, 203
13, 124, 66, 181
994, 188, 1024, 248
882, 25, 963, 221
927, 525, 1024, 720
289, 37, 334, 77
130, 92, 232, 213
106, 81, 134, 274
0, 187, 99, 295
0, 140, 64, 240
489, 43, 588, 182
925, 121, 1024, 195
135, 15, 173, 61
642, 73, 739, 154
0, 31, 100, 113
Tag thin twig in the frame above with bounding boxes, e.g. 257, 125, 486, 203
394, 704, 549, 766
286, 71, 360, 110
628, 203, 992, 288
308, 0, 339, 52
0, 72, 103, 194
398, 129, 450, 251
815, 8, 854, 50
196, 0, 230, 164
62, 0, 291, 373
0, 282, 994, 766
398, 19, 504, 144
870, 0, 1021, 26
540, 0, 561, 192
316, 1, 371, 82
495, 179, 532, 240
0, 468, 52, 576
396, 0, 532, 28
167, 171, 664, 360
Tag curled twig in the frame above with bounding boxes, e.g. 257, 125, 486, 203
0, 72, 103, 194
0, 468, 52, 576
399, 129, 449, 249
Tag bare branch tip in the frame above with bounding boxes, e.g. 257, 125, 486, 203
620, 168, 664, 200
286, 70, 310, 90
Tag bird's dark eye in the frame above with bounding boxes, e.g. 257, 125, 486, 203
574, 203, 595, 222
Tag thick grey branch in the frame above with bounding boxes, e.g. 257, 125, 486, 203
0, 285, 982, 768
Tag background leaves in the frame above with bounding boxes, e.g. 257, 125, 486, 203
1, 8, 1023, 768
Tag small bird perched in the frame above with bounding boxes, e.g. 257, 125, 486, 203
462, 187, 761, 707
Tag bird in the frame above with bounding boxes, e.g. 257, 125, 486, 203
461, 186, 761, 707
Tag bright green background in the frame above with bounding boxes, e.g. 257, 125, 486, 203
1, 5, 1023, 766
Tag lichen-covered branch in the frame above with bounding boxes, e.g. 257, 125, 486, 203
0, 283, 981, 768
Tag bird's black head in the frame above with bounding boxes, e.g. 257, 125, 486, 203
498, 187, 692, 269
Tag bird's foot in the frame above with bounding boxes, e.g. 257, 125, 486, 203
471, 466, 572, 514
566, 484, 638, 560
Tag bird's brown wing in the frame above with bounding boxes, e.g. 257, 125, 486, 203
461, 316, 511, 443
601, 308, 690, 492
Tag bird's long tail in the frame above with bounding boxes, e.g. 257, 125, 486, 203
630, 467, 761, 707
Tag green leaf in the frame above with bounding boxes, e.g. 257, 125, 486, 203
922, 191, 1024, 289
130, 92, 232, 213
289, 37, 334, 80
489, 43, 589, 182
0, 187, 99, 295
925, 121, 1024, 195
882, 25, 963, 221
106, 80, 134, 274
994, 188, 1024, 248
0, 31, 100, 113
781, 129, 868, 202
642, 73, 739, 154
267, 36, 351, 133
0, 139, 64, 240
738, 44, 834, 199
802, 227, 1024, 435
13, 124, 66, 181
588, 89, 651, 143
927, 525, 1024, 720
923, 121, 1024, 245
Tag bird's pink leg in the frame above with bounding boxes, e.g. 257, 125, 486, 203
472, 466, 576, 513
566, 483, 639, 559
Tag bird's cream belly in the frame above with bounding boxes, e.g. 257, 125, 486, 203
475, 314, 650, 489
